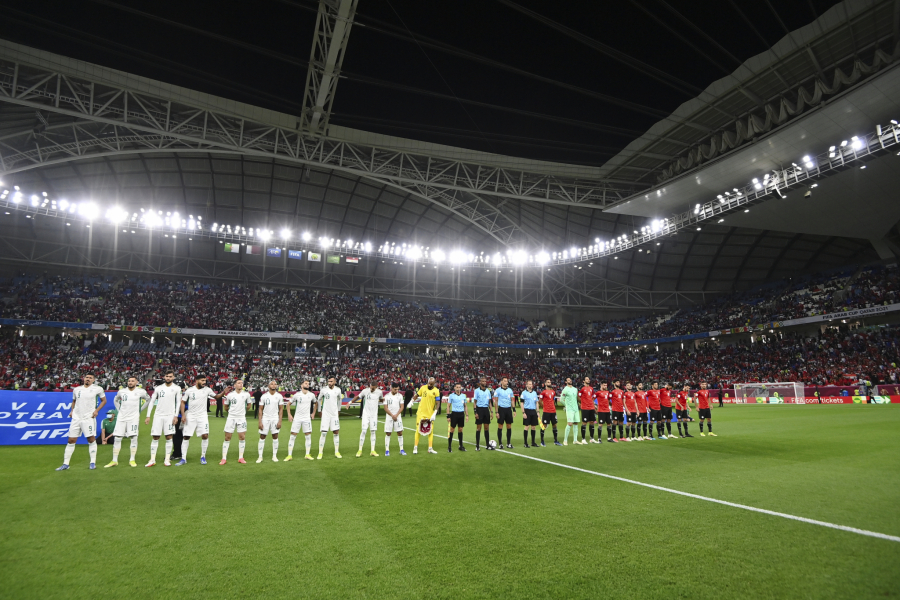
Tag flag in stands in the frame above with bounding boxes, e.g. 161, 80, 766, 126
224, 243, 240, 253
327, 255, 340, 264
266, 248, 282, 257
346, 256, 359, 264
246, 245, 261, 255
308, 252, 321, 262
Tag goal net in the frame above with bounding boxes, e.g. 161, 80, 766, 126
733, 382, 805, 404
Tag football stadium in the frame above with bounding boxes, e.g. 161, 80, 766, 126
0, 0, 899, 597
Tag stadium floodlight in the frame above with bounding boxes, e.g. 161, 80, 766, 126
257, 230, 270, 241
537, 251, 550, 264
840, 140, 848, 147
491, 252, 503, 265
105, 207, 128, 223
851, 136, 863, 150
432, 249, 446, 262
30, 195, 39, 206
78, 202, 99, 220
510, 250, 526, 265
449, 249, 465, 263
570, 246, 578, 257
280, 228, 291, 239
694, 203, 700, 214
364, 242, 371, 252
302, 232, 311, 241
406, 246, 422, 260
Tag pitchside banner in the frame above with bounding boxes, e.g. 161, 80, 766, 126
0, 391, 118, 446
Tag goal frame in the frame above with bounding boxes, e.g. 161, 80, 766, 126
733, 382, 805, 404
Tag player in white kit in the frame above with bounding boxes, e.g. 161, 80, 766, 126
105, 376, 149, 468
257, 381, 285, 463
220, 379, 252, 465
285, 379, 317, 461
317, 376, 343, 459
383, 382, 407, 456
357, 380, 383, 458
144, 370, 181, 467
177, 374, 230, 466
56, 373, 106, 471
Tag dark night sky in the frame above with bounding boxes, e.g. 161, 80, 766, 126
0, 0, 838, 165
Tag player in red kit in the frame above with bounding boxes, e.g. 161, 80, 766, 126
696, 382, 717, 436
539, 379, 561, 446
578, 377, 598, 444
610, 381, 626, 441
624, 383, 638, 441
647, 382, 664, 439
675, 385, 693, 438
595, 383, 615, 443
659, 383, 675, 439
635, 383, 650, 440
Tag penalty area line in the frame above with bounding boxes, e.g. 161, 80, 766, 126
412, 425, 900, 544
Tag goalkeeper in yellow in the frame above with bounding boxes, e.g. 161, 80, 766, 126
413, 377, 442, 455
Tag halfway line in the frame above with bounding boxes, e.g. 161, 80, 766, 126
410, 425, 900, 543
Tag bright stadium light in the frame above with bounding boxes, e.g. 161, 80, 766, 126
432, 249, 446, 262
364, 242, 371, 252
449, 250, 465, 264
143, 212, 163, 228
510, 250, 526, 265
537, 251, 550, 264
406, 246, 422, 260
280, 228, 291, 239
259, 230, 271, 241
302, 232, 311, 241
78, 202, 99, 220
105, 207, 128, 223
851, 136, 863, 150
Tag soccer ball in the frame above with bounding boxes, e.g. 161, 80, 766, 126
488, 440, 497, 449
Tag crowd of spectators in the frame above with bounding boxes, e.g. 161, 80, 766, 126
3, 324, 898, 393
1, 264, 898, 346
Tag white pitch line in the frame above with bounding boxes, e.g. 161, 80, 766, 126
405, 423, 900, 543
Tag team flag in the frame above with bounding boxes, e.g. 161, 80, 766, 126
224, 243, 240, 253
288, 250, 303, 260
346, 256, 359, 264
326, 255, 340, 264
246, 245, 262, 255
266, 248, 282, 257
308, 252, 322, 262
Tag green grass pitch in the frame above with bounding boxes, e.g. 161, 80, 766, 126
0, 405, 898, 599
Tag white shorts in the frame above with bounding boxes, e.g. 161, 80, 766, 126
360, 413, 378, 431
67, 418, 96, 439
320, 415, 340, 431
290, 418, 312, 434
183, 415, 209, 437
113, 417, 139, 438
224, 417, 247, 434
384, 416, 404, 433
259, 417, 281, 435
150, 414, 176, 437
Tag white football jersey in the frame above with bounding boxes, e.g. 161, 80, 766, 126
71, 384, 105, 421
384, 392, 404, 414
148, 383, 182, 417
260, 392, 284, 419
225, 390, 251, 417
115, 387, 149, 420
359, 387, 383, 416
318, 386, 342, 418
184, 386, 216, 416
290, 390, 316, 419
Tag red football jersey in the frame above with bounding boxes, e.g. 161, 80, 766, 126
610, 389, 624, 412
647, 389, 661, 410
579, 386, 595, 410
659, 389, 672, 408
624, 391, 638, 413
635, 390, 648, 412
540, 389, 556, 413
697, 389, 711, 409
595, 389, 610, 412
675, 391, 689, 410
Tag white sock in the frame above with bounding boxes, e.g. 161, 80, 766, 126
181, 439, 190, 460
238, 440, 245, 458
149, 440, 159, 463
258, 439, 265, 458
358, 428, 366, 451
200, 438, 208, 458
318, 431, 327, 453
112, 438, 122, 461
130, 437, 138, 461
333, 433, 339, 452
398, 435, 403, 451
370, 429, 376, 451
88, 441, 97, 464
63, 442, 76, 465
165, 439, 173, 460
272, 438, 279, 458
385, 435, 391, 452
288, 435, 296, 456
222, 440, 230, 460
304, 433, 311, 455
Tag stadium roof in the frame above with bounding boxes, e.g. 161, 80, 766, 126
0, 0, 894, 309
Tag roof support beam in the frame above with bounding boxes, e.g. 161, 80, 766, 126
301, 0, 358, 136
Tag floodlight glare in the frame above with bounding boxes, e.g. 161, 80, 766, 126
280, 228, 291, 239
537, 251, 550, 264
432, 249, 446, 262
302, 232, 311, 241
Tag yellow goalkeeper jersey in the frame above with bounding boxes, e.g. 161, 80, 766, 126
416, 385, 441, 418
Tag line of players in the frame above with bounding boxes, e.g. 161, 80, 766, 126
55, 371, 717, 470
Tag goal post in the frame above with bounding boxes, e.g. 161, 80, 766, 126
733, 382, 805, 404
